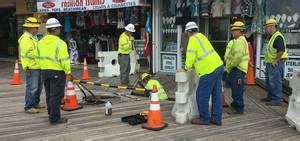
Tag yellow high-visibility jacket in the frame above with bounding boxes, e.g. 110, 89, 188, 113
225, 36, 249, 73
118, 32, 133, 54
19, 32, 40, 70
145, 79, 168, 100
185, 33, 223, 77
265, 31, 288, 63
36, 34, 71, 74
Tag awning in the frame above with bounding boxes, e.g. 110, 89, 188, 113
37, 0, 147, 13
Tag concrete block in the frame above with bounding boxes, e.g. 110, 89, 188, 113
285, 69, 300, 132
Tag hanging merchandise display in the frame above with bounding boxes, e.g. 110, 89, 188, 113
69, 37, 79, 64
251, 0, 264, 33
231, 0, 242, 15
200, 0, 210, 17
211, 0, 224, 17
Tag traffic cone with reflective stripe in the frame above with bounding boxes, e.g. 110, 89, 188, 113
246, 43, 255, 85
10, 60, 23, 85
222, 82, 229, 107
81, 58, 91, 80
142, 85, 168, 131
62, 81, 82, 111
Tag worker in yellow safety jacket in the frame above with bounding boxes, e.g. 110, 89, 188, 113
36, 18, 72, 125
223, 39, 234, 82
118, 23, 136, 86
225, 21, 249, 114
261, 19, 288, 106
140, 73, 168, 100
19, 17, 44, 114
178, 21, 224, 126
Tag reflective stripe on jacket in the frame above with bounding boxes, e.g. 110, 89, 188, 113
118, 32, 132, 54
19, 32, 40, 70
265, 31, 288, 63
145, 79, 168, 100
37, 34, 71, 74
225, 36, 249, 73
185, 33, 223, 77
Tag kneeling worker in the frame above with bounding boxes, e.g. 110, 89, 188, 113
140, 73, 168, 100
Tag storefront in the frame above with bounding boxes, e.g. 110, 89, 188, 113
255, 0, 300, 79
36, 0, 151, 64
152, 0, 244, 73
152, 0, 300, 80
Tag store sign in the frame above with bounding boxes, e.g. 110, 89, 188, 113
37, 0, 146, 13
162, 54, 176, 71
259, 57, 300, 79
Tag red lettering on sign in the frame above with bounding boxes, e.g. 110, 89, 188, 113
86, 0, 105, 6
112, 0, 126, 3
42, 2, 55, 8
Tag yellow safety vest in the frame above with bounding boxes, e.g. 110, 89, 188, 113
145, 79, 168, 100
265, 31, 288, 63
185, 33, 223, 77
118, 32, 133, 54
18, 32, 40, 70
224, 39, 234, 63
225, 36, 249, 73
36, 34, 71, 74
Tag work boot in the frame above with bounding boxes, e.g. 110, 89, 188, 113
226, 107, 243, 115
50, 118, 68, 125
25, 108, 40, 114
260, 98, 272, 102
34, 104, 46, 109
191, 118, 210, 125
210, 120, 222, 126
265, 101, 281, 106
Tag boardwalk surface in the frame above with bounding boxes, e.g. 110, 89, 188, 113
0, 60, 299, 141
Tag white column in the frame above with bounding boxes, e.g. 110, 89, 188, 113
152, 0, 160, 73
177, 25, 182, 69
255, 34, 262, 78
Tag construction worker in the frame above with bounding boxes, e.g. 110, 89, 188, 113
19, 17, 44, 114
118, 23, 135, 86
225, 21, 249, 114
140, 73, 168, 100
36, 18, 72, 125
261, 19, 288, 106
223, 39, 234, 82
178, 21, 224, 126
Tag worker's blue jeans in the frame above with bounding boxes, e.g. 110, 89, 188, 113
42, 70, 66, 122
196, 66, 224, 122
226, 68, 245, 113
25, 70, 43, 110
265, 61, 284, 102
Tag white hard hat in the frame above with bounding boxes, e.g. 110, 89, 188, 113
185, 21, 198, 31
46, 18, 62, 29
124, 24, 136, 32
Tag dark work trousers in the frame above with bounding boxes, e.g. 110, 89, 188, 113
226, 68, 246, 113
42, 70, 66, 122
118, 54, 131, 85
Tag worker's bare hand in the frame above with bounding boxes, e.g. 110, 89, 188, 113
272, 60, 278, 68
66, 74, 73, 81
176, 68, 186, 72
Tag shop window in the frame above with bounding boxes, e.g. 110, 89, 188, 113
160, 0, 177, 53
208, 17, 230, 61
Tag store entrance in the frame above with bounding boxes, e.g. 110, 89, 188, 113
0, 7, 17, 57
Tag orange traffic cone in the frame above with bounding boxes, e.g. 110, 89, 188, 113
10, 60, 23, 85
221, 82, 229, 107
142, 85, 168, 131
62, 81, 83, 111
81, 58, 91, 80
246, 43, 255, 85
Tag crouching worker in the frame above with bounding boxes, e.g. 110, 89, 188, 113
140, 73, 169, 100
